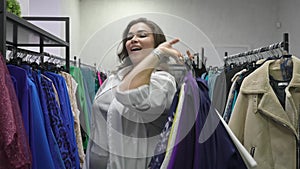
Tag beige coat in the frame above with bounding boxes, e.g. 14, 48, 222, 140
229, 56, 300, 169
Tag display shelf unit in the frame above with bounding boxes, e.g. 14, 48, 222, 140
0, 0, 70, 72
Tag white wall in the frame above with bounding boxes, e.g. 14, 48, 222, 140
18, 0, 81, 60
61, 0, 81, 60
278, 0, 300, 56
79, 0, 279, 69
18, 0, 300, 69
18, 0, 29, 15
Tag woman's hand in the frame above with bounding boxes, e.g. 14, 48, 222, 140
186, 50, 194, 60
119, 38, 186, 91
156, 38, 182, 59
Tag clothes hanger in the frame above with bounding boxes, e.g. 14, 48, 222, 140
8, 51, 23, 66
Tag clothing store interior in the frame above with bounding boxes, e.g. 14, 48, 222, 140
1, 0, 300, 169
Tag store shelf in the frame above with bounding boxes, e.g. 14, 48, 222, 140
6, 12, 69, 47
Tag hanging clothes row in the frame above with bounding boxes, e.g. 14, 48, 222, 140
2, 50, 81, 169
200, 65, 228, 115
147, 58, 251, 169
0, 54, 32, 169
223, 34, 289, 123
69, 57, 108, 152
1, 48, 107, 169
188, 47, 228, 116
222, 33, 299, 169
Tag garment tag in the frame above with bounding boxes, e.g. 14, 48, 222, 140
278, 82, 288, 87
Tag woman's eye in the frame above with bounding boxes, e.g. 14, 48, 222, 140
126, 35, 133, 40
126, 32, 148, 40
138, 33, 148, 38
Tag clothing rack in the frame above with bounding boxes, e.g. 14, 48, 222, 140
6, 45, 44, 58
224, 33, 289, 65
189, 47, 205, 70
6, 45, 68, 73
0, 0, 70, 72
7, 45, 65, 63
201, 47, 205, 67
78, 58, 96, 70
72, 56, 97, 71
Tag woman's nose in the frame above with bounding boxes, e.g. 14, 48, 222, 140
131, 35, 138, 43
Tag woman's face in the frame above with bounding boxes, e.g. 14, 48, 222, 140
125, 22, 155, 66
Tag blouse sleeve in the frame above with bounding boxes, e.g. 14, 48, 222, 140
115, 71, 176, 118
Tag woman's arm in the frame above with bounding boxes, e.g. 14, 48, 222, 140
118, 38, 181, 91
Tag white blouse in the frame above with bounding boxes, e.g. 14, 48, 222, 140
85, 66, 177, 169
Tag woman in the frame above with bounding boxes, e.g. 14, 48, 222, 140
84, 17, 184, 169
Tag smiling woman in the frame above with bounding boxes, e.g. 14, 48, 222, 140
117, 18, 167, 64
125, 23, 155, 66
83, 18, 188, 169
